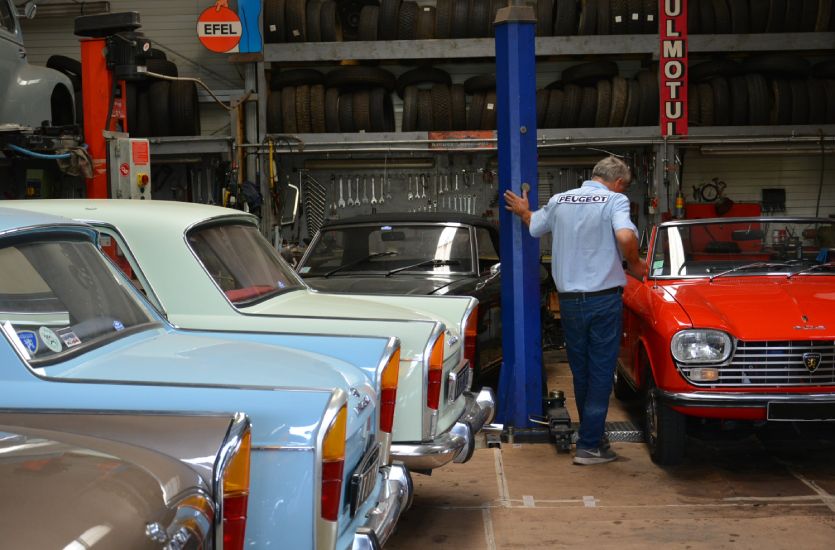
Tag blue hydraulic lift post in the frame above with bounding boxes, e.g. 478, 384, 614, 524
494, 2, 543, 428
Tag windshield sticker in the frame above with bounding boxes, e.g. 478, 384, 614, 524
39, 326, 63, 353
59, 331, 82, 348
3, 322, 31, 360
277, 280, 286, 289
557, 195, 610, 204
17, 331, 38, 354
299, 266, 311, 274
113, 320, 125, 331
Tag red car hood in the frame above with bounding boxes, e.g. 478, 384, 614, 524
662, 277, 835, 340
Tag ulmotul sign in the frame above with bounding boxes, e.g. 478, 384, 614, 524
660, 0, 688, 136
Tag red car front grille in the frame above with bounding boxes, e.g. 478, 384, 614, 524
718, 340, 835, 387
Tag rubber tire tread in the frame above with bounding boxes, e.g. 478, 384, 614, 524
711, 0, 732, 33
554, 0, 579, 36
309, 84, 326, 133
729, 75, 748, 125
282, 85, 298, 133
789, 79, 809, 124
325, 87, 340, 132
369, 87, 389, 132
748, 0, 769, 32
806, 78, 826, 122
623, 78, 640, 126
823, 80, 835, 124
598, 0, 611, 34
402, 86, 419, 132
687, 0, 701, 34
784, 0, 802, 32
338, 92, 354, 132
417, 89, 433, 131
352, 89, 372, 132
578, 0, 598, 35
264, 0, 286, 43
320, 1, 342, 41
637, 70, 658, 125
626, 0, 642, 34
813, 59, 835, 79
646, 378, 687, 466
326, 67, 396, 92
286, 0, 307, 42
545, 89, 564, 128
451, 0, 469, 38
699, 0, 717, 33
577, 86, 597, 128
379, 0, 401, 40
416, 5, 436, 39
358, 5, 379, 40
799, 0, 818, 31
431, 84, 453, 131
169, 81, 200, 136
689, 84, 701, 125
769, 78, 792, 125
398, 1, 419, 39
480, 91, 498, 130
135, 88, 151, 137
271, 68, 325, 90
562, 84, 582, 128
727, 0, 750, 33
689, 59, 740, 83
306, 0, 323, 41
595, 79, 612, 127
765, 0, 786, 32
745, 73, 770, 125
451, 84, 467, 130
397, 67, 452, 98
538, 0, 555, 36
642, 0, 657, 32
469, 0, 490, 38
468, 92, 486, 130
436, 0, 453, 38
710, 77, 731, 126
609, 75, 627, 126
294, 85, 311, 133
816, 0, 833, 32
696, 83, 714, 125
743, 54, 811, 78
562, 60, 618, 86
464, 74, 497, 94
490, 0, 505, 36
267, 89, 283, 133
149, 81, 171, 137
146, 58, 178, 78
537, 89, 550, 128
610, 0, 628, 34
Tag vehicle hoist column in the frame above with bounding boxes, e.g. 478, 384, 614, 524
494, 2, 543, 428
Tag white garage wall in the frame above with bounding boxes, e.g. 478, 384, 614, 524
19, 0, 244, 134
682, 151, 835, 219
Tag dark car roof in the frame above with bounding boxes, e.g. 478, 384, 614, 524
321, 213, 498, 232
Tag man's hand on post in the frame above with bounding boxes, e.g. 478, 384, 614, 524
504, 189, 532, 227
215, 0, 229, 11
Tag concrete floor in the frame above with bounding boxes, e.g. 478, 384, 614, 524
387, 351, 835, 549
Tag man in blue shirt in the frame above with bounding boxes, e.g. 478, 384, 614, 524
504, 156, 646, 465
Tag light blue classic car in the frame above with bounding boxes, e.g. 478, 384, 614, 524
2, 200, 496, 473
0, 207, 411, 549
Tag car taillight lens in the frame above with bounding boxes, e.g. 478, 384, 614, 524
426, 334, 446, 410
463, 305, 478, 369
321, 404, 347, 522
380, 348, 401, 434
223, 429, 251, 550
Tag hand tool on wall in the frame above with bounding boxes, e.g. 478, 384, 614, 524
407, 175, 414, 200
347, 176, 354, 206
362, 177, 369, 204
338, 176, 346, 208
371, 176, 378, 205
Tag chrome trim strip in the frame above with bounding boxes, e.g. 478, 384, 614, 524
658, 389, 835, 408
315, 388, 348, 550
0, 222, 97, 241
251, 445, 315, 452
421, 322, 447, 440
376, 337, 400, 466
213, 412, 250, 547
352, 463, 412, 549
659, 216, 833, 228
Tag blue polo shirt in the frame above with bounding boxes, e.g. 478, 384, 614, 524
530, 180, 637, 293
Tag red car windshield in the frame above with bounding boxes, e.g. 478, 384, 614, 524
187, 223, 304, 305
651, 220, 835, 278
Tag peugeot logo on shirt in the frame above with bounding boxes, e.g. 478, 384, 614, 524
557, 195, 610, 204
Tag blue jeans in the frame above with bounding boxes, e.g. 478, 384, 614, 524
559, 292, 623, 450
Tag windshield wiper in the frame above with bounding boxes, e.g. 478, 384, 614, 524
322, 251, 398, 277
709, 262, 794, 282
786, 261, 835, 279
385, 259, 460, 277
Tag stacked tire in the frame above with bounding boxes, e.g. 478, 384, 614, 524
537, 62, 658, 128
688, 55, 835, 125
688, 0, 834, 34
268, 67, 396, 133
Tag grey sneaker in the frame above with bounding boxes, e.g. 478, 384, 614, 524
571, 432, 611, 451
573, 446, 618, 465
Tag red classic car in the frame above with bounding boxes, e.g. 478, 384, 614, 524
616, 217, 835, 465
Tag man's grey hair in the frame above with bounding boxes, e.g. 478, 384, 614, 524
592, 156, 631, 184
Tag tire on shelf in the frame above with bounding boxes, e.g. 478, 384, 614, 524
398, 1, 419, 39
435, 0, 453, 39
358, 5, 379, 41
320, 1, 343, 42
765, 0, 786, 33
267, 89, 283, 133
352, 89, 372, 132
554, 0, 579, 36
285, 0, 307, 42
769, 78, 792, 125
536, 88, 550, 128
282, 84, 298, 133
729, 75, 749, 125
545, 89, 564, 128
743, 54, 811, 79
464, 74, 497, 95
325, 87, 340, 132
813, 59, 835, 79
562, 60, 619, 86
697, 82, 714, 125
451, 84, 467, 130
338, 91, 355, 132
379, 0, 400, 40
595, 78, 612, 127
451, 0, 469, 38
416, 5, 436, 40
816, 0, 833, 32
310, 84, 327, 133
799, 0, 818, 31
402, 85, 419, 131
642, 0, 657, 33
468, 0, 491, 38
148, 80, 171, 137
597, 0, 611, 34
687, 0, 701, 34
326, 67, 396, 92
295, 84, 312, 133
396, 67, 452, 98
307, 0, 324, 42
263, 0, 286, 43
417, 89, 433, 131
699, 0, 717, 34
689, 59, 740, 84
823, 80, 835, 124
644, 372, 687, 466
561, 84, 582, 128
727, 0, 750, 33
609, 0, 628, 35
430, 84, 453, 131
806, 78, 826, 124
370, 87, 393, 132
467, 92, 486, 130
271, 68, 325, 90
688, 84, 701, 125
710, 76, 731, 126
789, 79, 809, 125
480, 90, 498, 130
169, 81, 200, 136
711, 0, 732, 34
578, 86, 598, 128
636, 70, 658, 125
626, 0, 643, 34
784, 0, 802, 32
623, 78, 640, 127
578, 0, 598, 35
608, 75, 628, 127
748, 0, 768, 32
537, 0, 555, 36
745, 73, 770, 125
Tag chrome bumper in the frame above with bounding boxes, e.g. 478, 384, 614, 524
659, 389, 835, 409
352, 463, 413, 550
390, 388, 496, 471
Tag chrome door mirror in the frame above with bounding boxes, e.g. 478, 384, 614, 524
22, 1, 37, 19
280, 182, 299, 226
489, 263, 501, 276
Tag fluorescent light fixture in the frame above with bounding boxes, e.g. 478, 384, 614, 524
700, 144, 835, 156
35, 2, 110, 17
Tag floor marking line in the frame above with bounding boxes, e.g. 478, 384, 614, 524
583, 495, 597, 508
724, 495, 828, 503
493, 447, 510, 507
482, 507, 497, 550
522, 495, 536, 508
412, 501, 830, 511
787, 468, 835, 513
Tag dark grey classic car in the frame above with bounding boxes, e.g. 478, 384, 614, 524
0, 411, 250, 549
297, 213, 558, 388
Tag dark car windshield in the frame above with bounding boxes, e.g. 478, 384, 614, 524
187, 223, 305, 305
0, 235, 156, 364
298, 224, 475, 276
650, 220, 835, 278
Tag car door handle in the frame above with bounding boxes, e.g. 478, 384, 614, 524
18, 48, 26, 59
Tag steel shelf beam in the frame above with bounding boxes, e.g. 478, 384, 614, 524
149, 136, 232, 156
